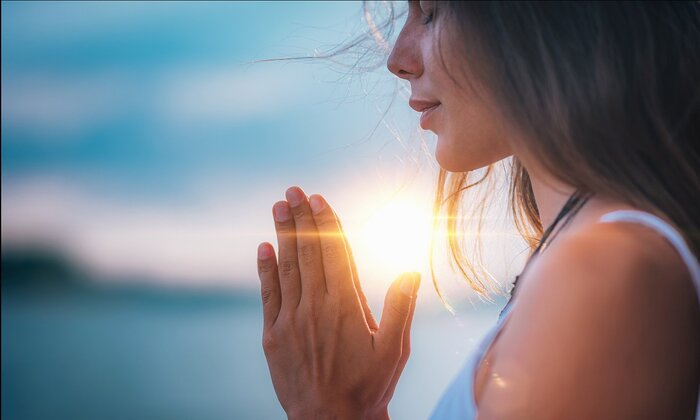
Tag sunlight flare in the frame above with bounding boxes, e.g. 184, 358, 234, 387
353, 196, 435, 285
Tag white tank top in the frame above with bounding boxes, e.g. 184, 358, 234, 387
429, 210, 700, 419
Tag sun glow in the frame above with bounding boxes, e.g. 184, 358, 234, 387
352, 196, 435, 284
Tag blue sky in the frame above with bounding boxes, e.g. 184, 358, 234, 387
2, 2, 402, 181
1, 1, 525, 307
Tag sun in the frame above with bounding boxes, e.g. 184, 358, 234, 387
350, 195, 434, 288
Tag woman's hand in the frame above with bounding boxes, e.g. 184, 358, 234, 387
257, 186, 420, 420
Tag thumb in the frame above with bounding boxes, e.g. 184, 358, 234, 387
376, 272, 420, 355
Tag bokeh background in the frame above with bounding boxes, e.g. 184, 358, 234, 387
1, 2, 527, 419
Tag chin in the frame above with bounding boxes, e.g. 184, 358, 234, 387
435, 135, 509, 173
435, 140, 473, 172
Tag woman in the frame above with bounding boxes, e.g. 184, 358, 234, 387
256, 2, 700, 418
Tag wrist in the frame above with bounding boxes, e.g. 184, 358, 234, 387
287, 404, 367, 420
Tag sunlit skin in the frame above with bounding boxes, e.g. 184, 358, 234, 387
257, 1, 700, 418
258, 189, 418, 420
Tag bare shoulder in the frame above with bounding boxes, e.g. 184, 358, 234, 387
477, 221, 700, 419
526, 220, 694, 308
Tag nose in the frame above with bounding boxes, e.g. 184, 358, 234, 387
386, 25, 423, 80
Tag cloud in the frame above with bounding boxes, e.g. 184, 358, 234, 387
1, 72, 134, 140
1, 63, 315, 142
2, 2, 183, 45
157, 64, 311, 126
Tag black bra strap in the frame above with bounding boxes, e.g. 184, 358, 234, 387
498, 190, 591, 320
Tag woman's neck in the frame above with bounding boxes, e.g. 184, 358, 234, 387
521, 161, 576, 229
521, 157, 631, 231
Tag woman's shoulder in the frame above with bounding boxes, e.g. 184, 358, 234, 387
520, 212, 700, 358
527, 213, 697, 309
476, 214, 700, 419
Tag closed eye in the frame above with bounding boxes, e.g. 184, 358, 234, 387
419, 1, 435, 25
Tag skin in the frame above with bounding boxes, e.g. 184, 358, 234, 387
258, 1, 700, 418
258, 190, 419, 420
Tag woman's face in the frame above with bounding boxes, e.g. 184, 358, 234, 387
387, 1, 513, 172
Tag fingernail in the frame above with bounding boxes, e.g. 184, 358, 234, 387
273, 202, 291, 222
285, 187, 305, 207
258, 243, 273, 259
309, 195, 325, 214
400, 273, 418, 297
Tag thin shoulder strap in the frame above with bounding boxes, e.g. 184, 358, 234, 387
598, 210, 700, 302
499, 190, 591, 321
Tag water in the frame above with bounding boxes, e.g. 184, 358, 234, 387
2, 286, 499, 420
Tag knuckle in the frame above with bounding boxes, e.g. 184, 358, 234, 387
299, 244, 317, 265
278, 259, 298, 277
262, 332, 278, 352
314, 215, 335, 230
261, 286, 275, 305
257, 259, 275, 274
322, 243, 341, 261
276, 223, 295, 235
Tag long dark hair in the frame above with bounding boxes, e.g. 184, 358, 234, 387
425, 1, 700, 305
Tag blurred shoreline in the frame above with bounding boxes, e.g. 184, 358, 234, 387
2, 245, 260, 300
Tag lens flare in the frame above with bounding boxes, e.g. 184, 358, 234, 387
355, 197, 433, 281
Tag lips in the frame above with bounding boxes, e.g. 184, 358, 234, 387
419, 104, 440, 130
410, 98, 441, 130
409, 99, 441, 113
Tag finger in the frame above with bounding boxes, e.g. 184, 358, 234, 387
273, 200, 302, 311
308, 194, 356, 299
333, 207, 378, 331
376, 273, 420, 357
285, 186, 327, 300
257, 242, 281, 330
379, 291, 417, 406
400, 284, 417, 363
